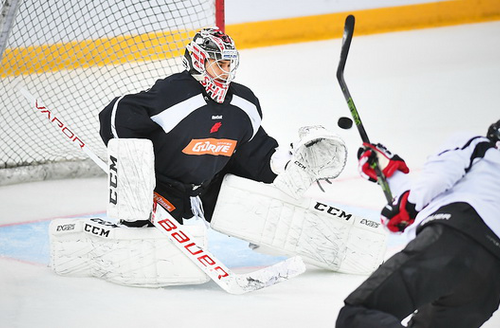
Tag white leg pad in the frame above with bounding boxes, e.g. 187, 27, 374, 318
107, 138, 156, 222
49, 217, 210, 287
211, 174, 388, 275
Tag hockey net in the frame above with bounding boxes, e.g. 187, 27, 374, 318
0, 0, 223, 185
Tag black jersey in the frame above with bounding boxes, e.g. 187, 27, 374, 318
99, 71, 279, 221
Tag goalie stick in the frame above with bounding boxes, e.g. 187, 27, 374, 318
18, 88, 108, 172
19, 87, 306, 294
336, 15, 393, 202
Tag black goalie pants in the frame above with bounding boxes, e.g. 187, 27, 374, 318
336, 215, 500, 327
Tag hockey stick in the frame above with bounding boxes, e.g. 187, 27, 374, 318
19, 87, 306, 294
336, 15, 393, 202
151, 201, 305, 294
18, 88, 108, 172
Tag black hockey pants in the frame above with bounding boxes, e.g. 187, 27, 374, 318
336, 223, 500, 328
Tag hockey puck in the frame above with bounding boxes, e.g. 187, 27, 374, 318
338, 117, 353, 129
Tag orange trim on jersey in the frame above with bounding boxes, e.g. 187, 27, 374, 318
154, 192, 176, 212
182, 138, 237, 157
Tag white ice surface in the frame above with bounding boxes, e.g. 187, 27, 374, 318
1, 21, 500, 327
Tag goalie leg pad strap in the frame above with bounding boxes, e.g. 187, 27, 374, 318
50, 217, 210, 287
211, 174, 387, 274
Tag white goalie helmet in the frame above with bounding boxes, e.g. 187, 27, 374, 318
182, 27, 239, 103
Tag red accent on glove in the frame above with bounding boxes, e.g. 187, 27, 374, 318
358, 143, 409, 183
380, 191, 417, 232
358, 149, 378, 182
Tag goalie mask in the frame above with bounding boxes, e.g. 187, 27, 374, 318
182, 27, 239, 103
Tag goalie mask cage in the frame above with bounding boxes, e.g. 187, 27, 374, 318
0, 0, 224, 185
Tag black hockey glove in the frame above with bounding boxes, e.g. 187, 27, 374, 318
357, 143, 409, 183
380, 190, 417, 232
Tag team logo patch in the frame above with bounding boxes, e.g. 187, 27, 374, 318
154, 192, 176, 212
182, 138, 237, 156
210, 122, 222, 133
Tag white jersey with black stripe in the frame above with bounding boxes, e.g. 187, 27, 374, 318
406, 132, 500, 238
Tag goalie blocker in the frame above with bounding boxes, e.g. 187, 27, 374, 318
211, 174, 387, 274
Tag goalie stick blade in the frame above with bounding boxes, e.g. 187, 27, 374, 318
151, 203, 306, 295
227, 256, 306, 294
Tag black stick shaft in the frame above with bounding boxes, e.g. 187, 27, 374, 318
336, 15, 393, 202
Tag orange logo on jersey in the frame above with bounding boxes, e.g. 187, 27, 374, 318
153, 192, 176, 212
182, 138, 237, 156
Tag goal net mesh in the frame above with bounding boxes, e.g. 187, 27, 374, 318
0, 0, 217, 185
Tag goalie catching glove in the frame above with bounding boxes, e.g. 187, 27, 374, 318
381, 190, 417, 232
273, 125, 347, 199
357, 142, 409, 182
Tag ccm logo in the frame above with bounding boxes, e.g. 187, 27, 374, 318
314, 202, 352, 221
84, 223, 110, 237
109, 155, 118, 205
156, 215, 229, 280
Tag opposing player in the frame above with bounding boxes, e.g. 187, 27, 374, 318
336, 119, 500, 327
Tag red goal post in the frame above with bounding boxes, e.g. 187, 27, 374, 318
0, 0, 224, 185
216, 0, 225, 32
